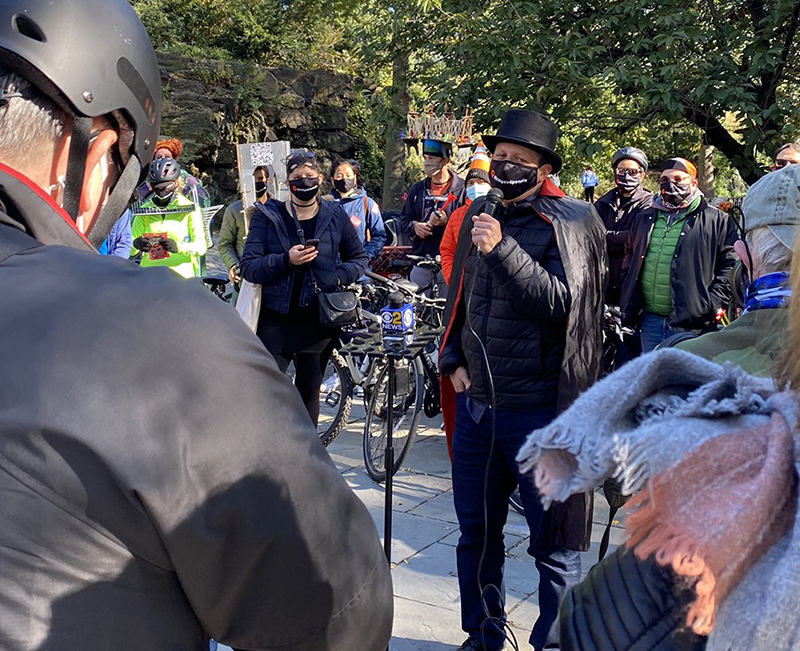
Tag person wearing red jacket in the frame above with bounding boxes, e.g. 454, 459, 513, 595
441, 142, 492, 284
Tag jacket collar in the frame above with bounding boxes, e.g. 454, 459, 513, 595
597, 184, 653, 207
257, 198, 335, 242
539, 177, 565, 198
0, 162, 92, 251
332, 188, 367, 204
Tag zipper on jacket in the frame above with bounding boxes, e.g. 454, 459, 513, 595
480, 265, 493, 403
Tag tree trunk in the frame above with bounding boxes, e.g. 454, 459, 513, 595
382, 53, 410, 212
698, 143, 716, 197
681, 103, 763, 185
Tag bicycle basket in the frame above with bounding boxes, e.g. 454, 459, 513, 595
371, 246, 412, 279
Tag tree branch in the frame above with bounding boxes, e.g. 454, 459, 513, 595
681, 101, 764, 184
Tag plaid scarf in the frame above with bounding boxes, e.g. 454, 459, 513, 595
743, 272, 792, 314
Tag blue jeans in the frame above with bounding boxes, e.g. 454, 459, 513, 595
639, 311, 690, 353
452, 394, 581, 651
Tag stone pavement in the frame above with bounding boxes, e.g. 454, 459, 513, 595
328, 403, 622, 651
206, 239, 624, 650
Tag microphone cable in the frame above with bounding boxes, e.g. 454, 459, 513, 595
462, 191, 520, 651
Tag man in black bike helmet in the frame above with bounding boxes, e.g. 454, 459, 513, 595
0, 1, 392, 649
594, 147, 654, 306
130, 157, 209, 277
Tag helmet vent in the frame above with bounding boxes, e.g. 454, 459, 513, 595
12, 15, 46, 43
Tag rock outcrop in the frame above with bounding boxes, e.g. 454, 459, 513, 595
157, 53, 372, 202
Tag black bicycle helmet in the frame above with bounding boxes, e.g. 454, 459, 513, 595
0, 0, 162, 244
612, 147, 649, 172
148, 158, 182, 185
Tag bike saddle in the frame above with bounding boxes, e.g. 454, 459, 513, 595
201, 276, 228, 288
395, 279, 419, 294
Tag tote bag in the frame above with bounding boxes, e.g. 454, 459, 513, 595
235, 279, 262, 333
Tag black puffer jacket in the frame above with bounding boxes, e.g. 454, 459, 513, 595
594, 185, 653, 305
619, 199, 737, 330
561, 547, 707, 651
440, 200, 570, 410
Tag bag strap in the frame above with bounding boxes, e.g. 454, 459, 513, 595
0, 226, 42, 265
288, 202, 321, 293
363, 196, 372, 242
597, 505, 619, 562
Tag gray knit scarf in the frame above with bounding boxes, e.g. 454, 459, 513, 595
517, 349, 800, 651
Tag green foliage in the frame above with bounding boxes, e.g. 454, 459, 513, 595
348, 89, 387, 199
128, 0, 359, 68
356, 0, 800, 183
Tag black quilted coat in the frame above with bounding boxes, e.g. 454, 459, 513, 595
440, 179, 608, 551
560, 548, 707, 651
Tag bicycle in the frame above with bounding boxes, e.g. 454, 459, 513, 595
357, 270, 446, 482
201, 276, 233, 303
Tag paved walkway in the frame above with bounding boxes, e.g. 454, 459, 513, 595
327, 404, 623, 651
206, 239, 623, 650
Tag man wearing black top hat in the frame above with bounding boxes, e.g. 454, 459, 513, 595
439, 109, 607, 651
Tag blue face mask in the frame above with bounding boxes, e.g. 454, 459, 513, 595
466, 183, 490, 201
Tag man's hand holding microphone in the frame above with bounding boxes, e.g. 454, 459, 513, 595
471, 187, 504, 255
448, 188, 504, 391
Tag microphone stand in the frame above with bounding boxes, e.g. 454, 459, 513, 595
383, 348, 397, 565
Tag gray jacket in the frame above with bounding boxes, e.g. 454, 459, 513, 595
0, 168, 393, 651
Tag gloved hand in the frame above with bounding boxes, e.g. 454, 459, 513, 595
133, 236, 153, 252
160, 238, 179, 253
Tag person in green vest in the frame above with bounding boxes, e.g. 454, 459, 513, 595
619, 157, 738, 352
675, 164, 799, 375
131, 158, 208, 279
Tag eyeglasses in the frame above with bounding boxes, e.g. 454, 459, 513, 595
775, 159, 799, 169
286, 151, 318, 171
614, 168, 643, 177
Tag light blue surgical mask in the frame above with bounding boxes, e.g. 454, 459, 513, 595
466, 183, 490, 201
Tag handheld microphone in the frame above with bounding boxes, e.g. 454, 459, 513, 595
483, 188, 504, 222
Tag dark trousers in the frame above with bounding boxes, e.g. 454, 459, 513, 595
274, 338, 336, 426
452, 393, 581, 651
583, 187, 595, 202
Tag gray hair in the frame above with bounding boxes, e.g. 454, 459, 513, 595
0, 69, 67, 165
775, 142, 800, 159
747, 226, 794, 276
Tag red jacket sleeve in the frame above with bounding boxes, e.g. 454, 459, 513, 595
441, 202, 470, 284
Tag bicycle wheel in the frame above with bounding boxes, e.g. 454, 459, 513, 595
288, 350, 353, 447
363, 356, 423, 482
317, 349, 354, 447
509, 489, 525, 516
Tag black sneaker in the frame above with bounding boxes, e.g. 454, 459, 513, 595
457, 637, 503, 651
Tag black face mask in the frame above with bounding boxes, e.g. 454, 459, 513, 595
660, 179, 694, 207
289, 176, 320, 202
490, 160, 539, 200
334, 178, 357, 194
615, 174, 641, 194
152, 183, 176, 207
152, 193, 174, 208
254, 181, 269, 198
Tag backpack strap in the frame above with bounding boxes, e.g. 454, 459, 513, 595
0, 225, 41, 265
363, 196, 373, 243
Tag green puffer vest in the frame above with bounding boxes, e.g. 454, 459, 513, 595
641, 212, 686, 316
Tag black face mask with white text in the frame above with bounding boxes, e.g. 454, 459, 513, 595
254, 181, 269, 198
289, 177, 320, 202
490, 160, 539, 200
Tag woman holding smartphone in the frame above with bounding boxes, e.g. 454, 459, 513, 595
240, 151, 369, 426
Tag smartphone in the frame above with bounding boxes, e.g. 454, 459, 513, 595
304, 238, 320, 249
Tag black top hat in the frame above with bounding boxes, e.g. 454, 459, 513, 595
483, 109, 563, 173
